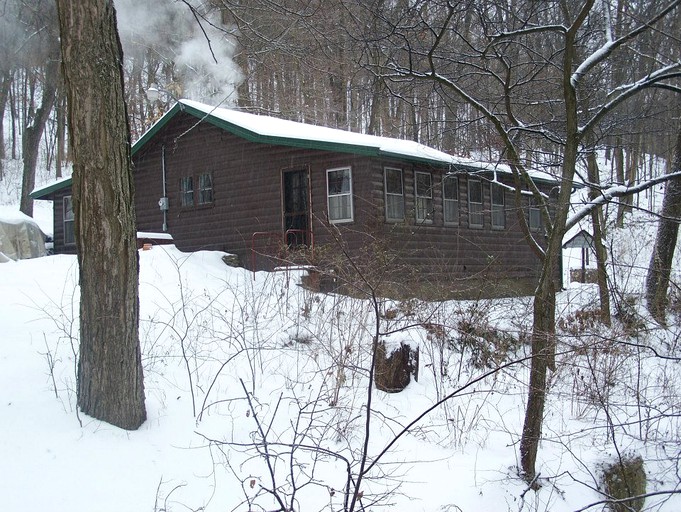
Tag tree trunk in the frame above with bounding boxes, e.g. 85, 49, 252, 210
55, 90, 66, 178
520, 265, 555, 484
19, 59, 59, 217
56, 0, 146, 430
586, 150, 612, 326
0, 71, 12, 179
646, 127, 681, 324
615, 143, 627, 227
374, 340, 419, 393
519, 11, 586, 479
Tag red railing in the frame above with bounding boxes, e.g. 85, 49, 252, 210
251, 229, 314, 280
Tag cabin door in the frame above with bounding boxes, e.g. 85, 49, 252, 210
282, 169, 310, 247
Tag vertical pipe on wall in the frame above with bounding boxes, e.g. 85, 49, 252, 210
161, 145, 167, 232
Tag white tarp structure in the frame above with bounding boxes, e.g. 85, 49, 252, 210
0, 206, 46, 262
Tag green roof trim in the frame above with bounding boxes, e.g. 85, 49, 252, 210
30, 177, 73, 199
131, 102, 184, 157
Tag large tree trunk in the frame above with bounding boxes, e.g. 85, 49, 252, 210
19, 59, 59, 217
56, 0, 146, 430
646, 127, 681, 324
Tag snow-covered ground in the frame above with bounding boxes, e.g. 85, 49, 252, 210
1, 156, 680, 511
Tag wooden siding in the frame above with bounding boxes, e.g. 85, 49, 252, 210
132, 111, 555, 295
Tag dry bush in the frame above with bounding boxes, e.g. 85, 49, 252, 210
455, 304, 520, 370
558, 307, 604, 336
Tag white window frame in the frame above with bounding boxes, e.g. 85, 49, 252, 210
528, 196, 541, 231
384, 167, 404, 221
491, 182, 505, 229
180, 176, 194, 207
468, 177, 483, 228
63, 195, 75, 246
326, 167, 353, 223
198, 172, 213, 205
415, 171, 433, 223
443, 175, 459, 225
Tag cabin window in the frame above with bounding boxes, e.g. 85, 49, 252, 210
443, 175, 459, 225
491, 183, 505, 229
384, 167, 404, 221
198, 173, 213, 205
327, 167, 353, 223
63, 195, 75, 245
528, 196, 541, 230
415, 171, 433, 223
180, 176, 194, 207
468, 178, 483, 228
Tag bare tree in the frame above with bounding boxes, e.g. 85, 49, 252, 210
55, 0, 146, 430
357, 0, 681, 482
646, 125, 681, 324
0, 0, 61, 210
19, 56, 59, 216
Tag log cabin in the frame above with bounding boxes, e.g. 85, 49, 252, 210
32, 99, 560, 297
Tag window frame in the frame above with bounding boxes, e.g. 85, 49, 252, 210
63, 195, 75, 246
384, 167, 405, 222
326, 166, 354, 224
180, 176, 194, 207
491, 182, 506, 230
414, 171, 434, 223
197, 172, 214, 205
442, 174, 459, 226
467, 177, 483, 228
528, 196, 542, 231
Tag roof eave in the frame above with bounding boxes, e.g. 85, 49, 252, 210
140, 101, 453, 166
30, 177, 73, 199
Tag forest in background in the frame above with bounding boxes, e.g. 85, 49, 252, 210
1, 0, 680, 200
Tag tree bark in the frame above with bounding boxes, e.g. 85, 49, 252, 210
374, 340, 419, 393
0, 71, 11, 179
56, 0, 146, 430
646, 127, 681, 324
520, 272, 555, 485
55, 90, 66, 178
586, 149, 612, 326
615, 143, 627, 227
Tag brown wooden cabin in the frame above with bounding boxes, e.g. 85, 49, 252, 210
32, 99, 560, 298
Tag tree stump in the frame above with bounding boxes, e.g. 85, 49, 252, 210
374, 340, 419, 393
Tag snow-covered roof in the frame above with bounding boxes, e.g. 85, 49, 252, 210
30, 175, 73, 200
32, 99, 560, 200
136, 99, 559, 184
179, 99, 459, 166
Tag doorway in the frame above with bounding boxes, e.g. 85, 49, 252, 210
282, 169, 311, 247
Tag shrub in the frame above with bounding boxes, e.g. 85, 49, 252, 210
456, 305, 520, 370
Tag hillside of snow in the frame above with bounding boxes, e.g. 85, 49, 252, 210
1, 156, 681, 511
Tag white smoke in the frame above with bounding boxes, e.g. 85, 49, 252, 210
114, 0, 242, 105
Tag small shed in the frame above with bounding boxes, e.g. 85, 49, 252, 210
563, 229, 595, 283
